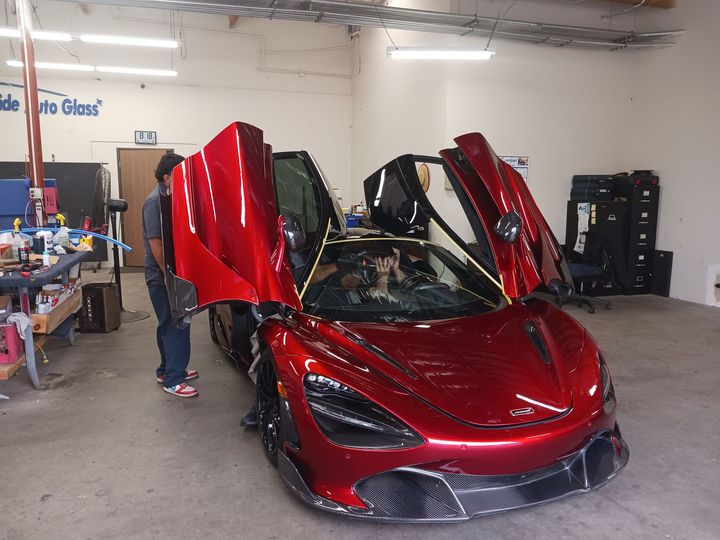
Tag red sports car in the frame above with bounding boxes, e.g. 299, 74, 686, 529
160, 122, 628, 522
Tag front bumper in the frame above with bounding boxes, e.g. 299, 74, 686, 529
278, 428, 629, 523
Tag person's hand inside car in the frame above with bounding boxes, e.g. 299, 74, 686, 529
374, 256, 391, 296
389, 247, 408, 285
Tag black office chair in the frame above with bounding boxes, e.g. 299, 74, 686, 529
556, 262, 612, 313
559, 231, 619, 313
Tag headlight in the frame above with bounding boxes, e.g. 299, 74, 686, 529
598, 353, 616, 412
304, 373, 423, 449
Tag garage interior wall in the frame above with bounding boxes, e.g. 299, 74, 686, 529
625, 0, 720, 306
352, 0, 720, 306
0, 0, 717, 306
0, 1, 353, 222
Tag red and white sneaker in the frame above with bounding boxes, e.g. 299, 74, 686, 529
156, 369, 199, 384
162, 383, 198, 398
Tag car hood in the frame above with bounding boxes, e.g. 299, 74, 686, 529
333, 304, 574, 427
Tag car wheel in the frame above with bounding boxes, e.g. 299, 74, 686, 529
256, 351, 283, 466
208, 306, 221, 345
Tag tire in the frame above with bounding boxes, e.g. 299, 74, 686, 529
256, 351, 284, 467
208, 306, 221, 345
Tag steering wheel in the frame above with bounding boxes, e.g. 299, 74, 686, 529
399, 273, 432, 290
336, 250, 377, 285
412, 282, 451, 292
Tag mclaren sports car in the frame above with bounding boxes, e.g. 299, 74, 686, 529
160, 122, 629, 522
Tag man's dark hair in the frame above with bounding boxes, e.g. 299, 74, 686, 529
155, 152, 185, 182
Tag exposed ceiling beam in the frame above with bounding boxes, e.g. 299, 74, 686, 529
605, 0, 675, 8
58, 0, 683, 51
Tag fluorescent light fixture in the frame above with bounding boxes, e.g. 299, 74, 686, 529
0, 27, 72, 41
80, 34, 180, 48
97, 65, 177, 77
32, 31, 73, 42
0, 27, 20, 38
387, 47, 495, 60
1, 28, 181, 48
6, 59, 95, 71
6, 59, 177, 77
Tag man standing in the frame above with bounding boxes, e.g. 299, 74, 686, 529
143, 152, 199, 398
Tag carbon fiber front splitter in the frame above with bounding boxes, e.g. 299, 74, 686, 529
277, 427, 629, 523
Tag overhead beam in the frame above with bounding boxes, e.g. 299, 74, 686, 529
605, 0, 675, 8
51, 0, 683, 51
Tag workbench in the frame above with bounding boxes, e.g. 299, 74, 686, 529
0, 251, 93, 388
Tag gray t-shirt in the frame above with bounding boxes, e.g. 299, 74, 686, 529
142, 183, 166, 285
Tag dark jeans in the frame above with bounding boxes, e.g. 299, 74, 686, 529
148, 283, 191, 388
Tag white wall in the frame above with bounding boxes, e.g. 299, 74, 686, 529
352, 0, 720, 306
628, 0, 720, 306
351, 1, 634, 243
0, 1, 353, 255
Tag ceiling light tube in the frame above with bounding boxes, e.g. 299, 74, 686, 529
0, 27, 20, 38
80, 34, 180, 48
96, 65, 177, 77
1, 27, 73, 41
32, 30, 73, 42
6, 59, 95, 71
387, 47, 495, 60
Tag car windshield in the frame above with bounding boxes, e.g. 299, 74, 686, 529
302, 238, 504, 323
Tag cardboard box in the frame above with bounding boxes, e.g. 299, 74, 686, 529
0, 295, 12, 323
31, 286, 82, 334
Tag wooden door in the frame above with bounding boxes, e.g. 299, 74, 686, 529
118, 148, 173, 267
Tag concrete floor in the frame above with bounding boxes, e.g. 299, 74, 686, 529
2, 271, 719, 540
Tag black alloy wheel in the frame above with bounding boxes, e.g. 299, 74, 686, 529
256, 352, 283, 466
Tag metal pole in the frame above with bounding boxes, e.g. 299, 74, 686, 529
15, 0, 47, 227
111, 211, 124, 310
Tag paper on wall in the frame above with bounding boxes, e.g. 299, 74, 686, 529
574, 203, 591, 254
500, 156, 529, 182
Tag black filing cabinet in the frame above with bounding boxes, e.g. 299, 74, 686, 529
616, 176, 660, 294
564, 171, 666, 296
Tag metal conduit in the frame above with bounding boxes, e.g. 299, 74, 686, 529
59, 0, 682, 50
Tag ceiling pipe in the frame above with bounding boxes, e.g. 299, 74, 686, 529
15, 0, 46, 226
54, 0, 683, 51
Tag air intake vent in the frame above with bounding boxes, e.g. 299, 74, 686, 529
524, 320, 551, 365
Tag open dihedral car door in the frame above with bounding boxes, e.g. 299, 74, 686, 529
363, 133, 572, 300
160, 122, 301, 319
442, 133, 572, 299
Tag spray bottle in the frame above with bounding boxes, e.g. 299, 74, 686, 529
53, 213, 71, 248
11, 218, 24, 260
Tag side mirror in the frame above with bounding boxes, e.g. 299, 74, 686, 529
494, 210, 522, 243
282, 213, 306, 252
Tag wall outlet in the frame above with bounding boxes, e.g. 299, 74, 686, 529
29, 187, 42, 199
